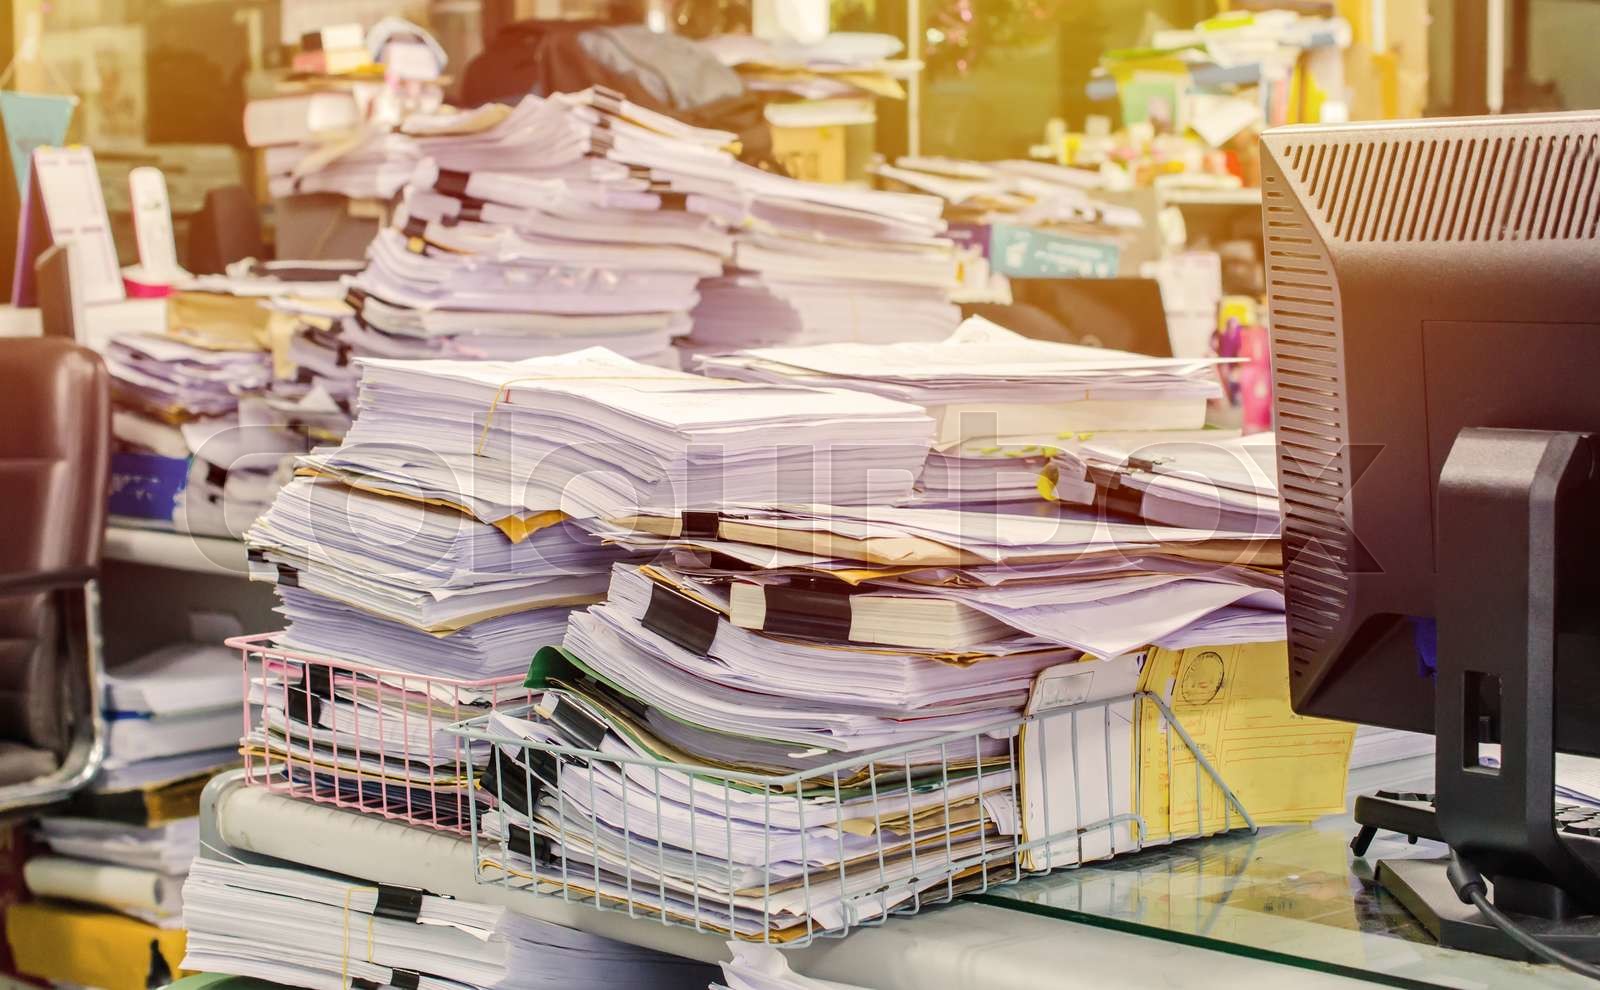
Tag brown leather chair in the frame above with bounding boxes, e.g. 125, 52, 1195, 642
0, 337, 110, 813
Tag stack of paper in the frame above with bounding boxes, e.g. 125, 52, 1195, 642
242, 463, 633, 822
703, 32, 918, 101
311, 347, 935, 522
106, 263, 361, 536
103, 643, 242, 773
873, 156, 1137, 229
476, 641, 1143, 939
697, 318, 1228, 505
599, 503, 1285, 658
1045, 430, 1280, 536
181, 858, 716, 990
246, 475, 624, 680
22, 644, 238, 931
106, 335, 271, 423
25, 819, 198, 928
684, 177, 961, 353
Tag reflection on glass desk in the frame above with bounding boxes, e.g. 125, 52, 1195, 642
974, 758, 1593, 989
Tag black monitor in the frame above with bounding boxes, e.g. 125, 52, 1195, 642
1263, 111, 1600, 962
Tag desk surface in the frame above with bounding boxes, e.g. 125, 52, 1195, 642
202, 759, 1588, 988
977, 758, 1591, 989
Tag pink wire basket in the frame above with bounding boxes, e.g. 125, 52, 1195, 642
229, 632, 534, 834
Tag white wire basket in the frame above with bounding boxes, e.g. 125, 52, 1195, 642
231, 633, 535, 833
445, 684, 1255, 945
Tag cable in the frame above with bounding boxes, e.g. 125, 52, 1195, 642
1447, 852, 1600, 981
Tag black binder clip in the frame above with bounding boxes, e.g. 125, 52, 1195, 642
543, 695, 607, 752
640, 581, 718, 655
680, 511, 719, 539
388, 969, 421, 990
434, 168, 472, 199
373, 883, 426, 923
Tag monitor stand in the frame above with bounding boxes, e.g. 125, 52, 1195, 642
1359, 428, 1600, 961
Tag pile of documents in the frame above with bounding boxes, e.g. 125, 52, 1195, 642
248, 20, 447, 200
181, 857, 715, 990
242, 472, 630, 824
20, 644, 239, 937
282, 91, 749, 390
873, 156, 1135, 229
470, 473, 1285, 937
107, 264, 367, 536
101, 642, 242, 786
1044, 430, 1280, 536
685, 173, 961, 353
702, 32, 917, 101
697, 317, 1228, 505
246, 475, 623, 680
312, 347, 935, 522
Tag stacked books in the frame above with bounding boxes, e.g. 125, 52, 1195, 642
696, 317, 1229, 506
22, 644, 239, 932
181, 857, 716, 989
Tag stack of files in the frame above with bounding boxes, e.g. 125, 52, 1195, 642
243, 658, 520, 829
108, 280, 326, 537
505, 87, 962, 353
702, 32, 917, 101
311, 346, 935, 522
262, 90, 609, 202
181, 857, 716, 990
105, 334, 272, 422
599, 501, 1285, 657
565, 561, 1079, 751
24, 819, 198, 927
696, 317, 1229, 504
103, 643, 243, 773
684, 183, 962, 354
247, 20, 447, 199
476, 684, 1016, 938
246, 475, 627, 680
20, 645, 236, 940
475, 646, 1140, 939
1046, 430, 1279, 537
340, 162, 729, 367
873, 156, 1139, 230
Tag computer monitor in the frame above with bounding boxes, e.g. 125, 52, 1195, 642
1263, 111, 1600, 959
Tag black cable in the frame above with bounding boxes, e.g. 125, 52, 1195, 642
1447, 852, 1600, 981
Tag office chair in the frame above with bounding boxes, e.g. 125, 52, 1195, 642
0, 338, 111, 816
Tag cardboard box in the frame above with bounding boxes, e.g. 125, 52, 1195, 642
771, 123, 848, 184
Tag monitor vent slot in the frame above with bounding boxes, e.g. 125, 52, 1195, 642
1291, 133, 1600, 242
1263, 164, 1353, 684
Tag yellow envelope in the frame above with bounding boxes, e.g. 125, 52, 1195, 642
1136, 641, 1354, 840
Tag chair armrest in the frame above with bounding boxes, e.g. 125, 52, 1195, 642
0, 568, 100, 596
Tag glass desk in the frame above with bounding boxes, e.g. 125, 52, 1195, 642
974, 758, 1593, 989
